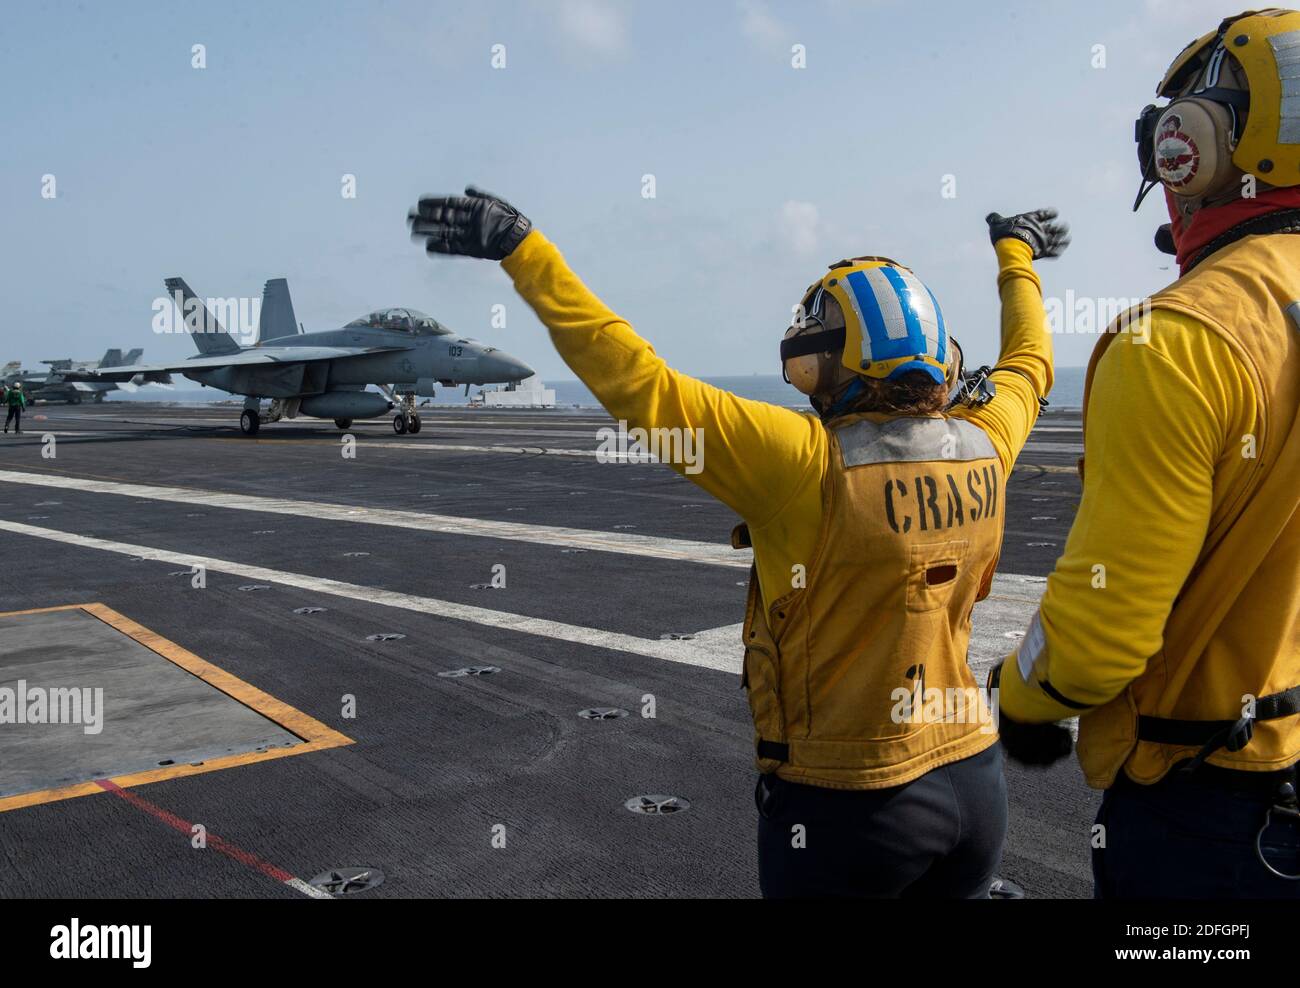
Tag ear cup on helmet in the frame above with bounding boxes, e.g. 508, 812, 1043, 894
1154, 98, 1237, 201
781, 314, 853, 397
944, 337, 964, 392
784, 349, 839, 396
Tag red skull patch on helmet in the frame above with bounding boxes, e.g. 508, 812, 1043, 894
1155, 112, 1200, 188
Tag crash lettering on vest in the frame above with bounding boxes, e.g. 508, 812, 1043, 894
883, 465, 999, 534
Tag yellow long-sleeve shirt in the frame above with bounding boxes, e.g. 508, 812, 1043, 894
501, 231, 1051, 611
998, 312, 1258, 723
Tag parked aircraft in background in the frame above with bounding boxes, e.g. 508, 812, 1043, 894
67, 277, 533, 435
1, 349, 162, 403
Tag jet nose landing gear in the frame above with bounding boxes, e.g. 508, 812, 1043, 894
393, 412, 422, 434
392, 391, 422, 435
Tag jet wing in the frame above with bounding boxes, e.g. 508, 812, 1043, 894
62, 345, 412, 382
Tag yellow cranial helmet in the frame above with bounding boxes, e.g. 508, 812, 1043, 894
1136, 8, 1300, 209
788, 256, 950, 385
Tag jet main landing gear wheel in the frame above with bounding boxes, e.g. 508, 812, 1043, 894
240, 409, 261, 436
393, 414, 408, 435
408, 414, 422, 434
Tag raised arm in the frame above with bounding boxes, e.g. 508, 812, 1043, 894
950, 209, 1066, 473
409, 187, 824, 525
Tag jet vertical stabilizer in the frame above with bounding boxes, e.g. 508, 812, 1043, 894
163, 277, 243, 356
259, 278, 301, 342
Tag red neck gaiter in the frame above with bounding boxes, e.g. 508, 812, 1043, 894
1168, 185, 1300, 273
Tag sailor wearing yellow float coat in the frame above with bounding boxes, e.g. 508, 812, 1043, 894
991, 8, 1300, 897
409, 188, 1067, 897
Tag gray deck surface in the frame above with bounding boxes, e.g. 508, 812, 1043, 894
0, 402, 1093, 898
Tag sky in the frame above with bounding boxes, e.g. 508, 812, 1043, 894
0, 0, 1244, 380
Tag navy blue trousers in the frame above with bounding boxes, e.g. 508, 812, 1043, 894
1093, 767, 1300, 898
756, 742, 1007, 898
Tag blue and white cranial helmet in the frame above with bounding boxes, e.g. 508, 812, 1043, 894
805, 256, 950, 384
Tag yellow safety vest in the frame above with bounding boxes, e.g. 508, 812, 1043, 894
739, 411, 1004, 790
1078, 234, 1300, 786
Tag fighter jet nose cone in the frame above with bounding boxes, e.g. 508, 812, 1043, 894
493, 353, 533, 381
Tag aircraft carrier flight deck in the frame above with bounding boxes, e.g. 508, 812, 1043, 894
0, 402, 1090, 898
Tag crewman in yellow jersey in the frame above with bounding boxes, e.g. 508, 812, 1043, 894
409, 188, 1067, 897
990, 8, 1300, 897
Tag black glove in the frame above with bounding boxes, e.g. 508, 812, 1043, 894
985, 209, 1070, 259
989, 663, 1074, 767
408, 186, 532, 260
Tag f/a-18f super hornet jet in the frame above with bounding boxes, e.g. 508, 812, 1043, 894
67, 277, 533, 435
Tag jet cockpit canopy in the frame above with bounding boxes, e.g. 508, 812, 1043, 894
345, 308, 451, 335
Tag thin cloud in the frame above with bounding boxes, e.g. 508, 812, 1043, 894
780, 200, 822, 254
739, 0, 788, 52
557, 0, 627, 55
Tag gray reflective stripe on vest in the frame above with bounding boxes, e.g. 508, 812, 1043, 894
836, 416, 997, 467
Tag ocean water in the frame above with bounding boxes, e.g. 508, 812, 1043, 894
550, 368, 1086, 411
109, 367, 1087, 410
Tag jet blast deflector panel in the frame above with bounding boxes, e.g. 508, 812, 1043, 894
0, 604, 352, 812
